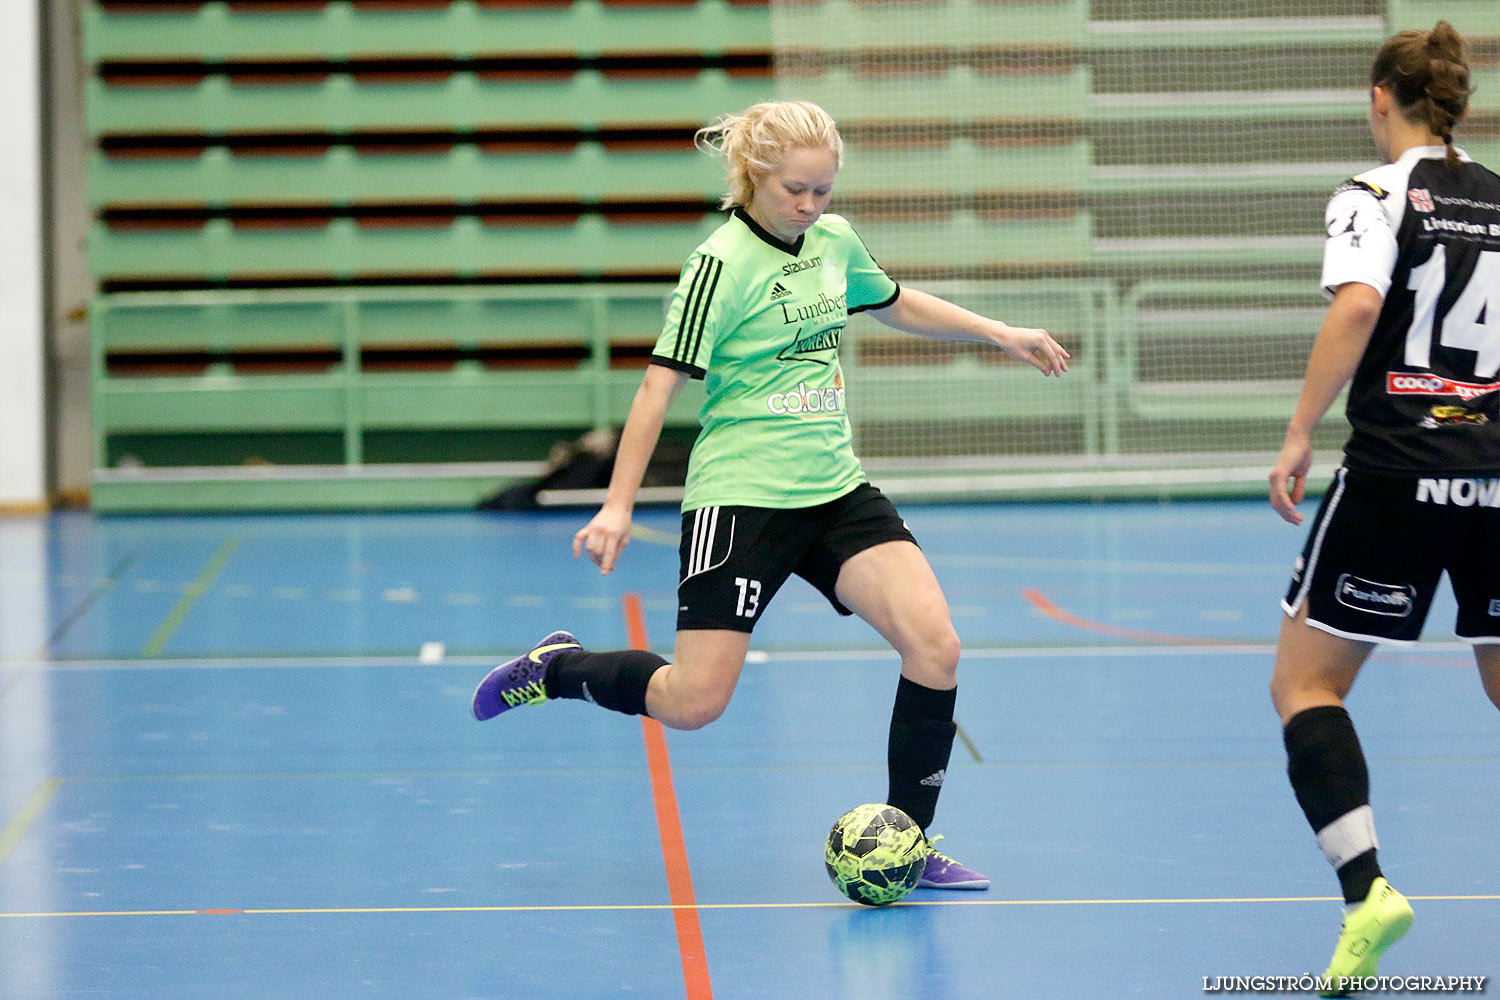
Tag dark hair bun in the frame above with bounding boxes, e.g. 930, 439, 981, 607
1371, 21, 1473, 159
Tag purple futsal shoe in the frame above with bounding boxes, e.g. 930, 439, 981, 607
471, 630, 581, 721
917, 836, 990, 890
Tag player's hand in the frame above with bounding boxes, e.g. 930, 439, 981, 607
1269, 431, 1313, 526
573, 504, 632, 575
995, 326, 1070, 376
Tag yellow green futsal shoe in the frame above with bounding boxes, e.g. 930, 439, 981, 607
1319, 878, 1413, 997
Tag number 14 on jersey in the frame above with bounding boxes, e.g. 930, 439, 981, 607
1406, 247, 1500, 378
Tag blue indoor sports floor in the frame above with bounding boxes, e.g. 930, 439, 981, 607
1, 500, 1495, 998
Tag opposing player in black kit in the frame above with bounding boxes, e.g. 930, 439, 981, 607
1268, 22, 1499, 995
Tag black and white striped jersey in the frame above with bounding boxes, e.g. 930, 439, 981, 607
1320, 145, 1500, 474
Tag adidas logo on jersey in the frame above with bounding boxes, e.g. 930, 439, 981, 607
769, 282, 792, 301
919, 769, 946, 788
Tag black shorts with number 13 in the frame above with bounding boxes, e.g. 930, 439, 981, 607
675, 483, 916, 633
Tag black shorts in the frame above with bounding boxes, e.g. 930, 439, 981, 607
676, 483, 917, 633
1282, 467, 1500, 644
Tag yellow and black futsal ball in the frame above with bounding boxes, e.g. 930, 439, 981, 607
824, 803, 926, 906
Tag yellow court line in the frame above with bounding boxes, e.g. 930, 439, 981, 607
4, 894, 1497, 919
0, 778, 63, 869
954, 720, 984, 763
0, 669, 29, 705
628, 524, 680, 547
141, 538, 241, 657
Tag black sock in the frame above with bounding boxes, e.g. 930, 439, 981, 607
886, 677, 957, 834
544, 649, 667, 717
1283, 705, 1383, 904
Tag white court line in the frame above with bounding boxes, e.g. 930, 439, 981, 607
745, 642, 1477, 662
2, 891, 1496, 921
0, 641, 1478, 673
926, 553, 1288, 576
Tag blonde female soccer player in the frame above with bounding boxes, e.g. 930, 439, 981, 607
1268, 21, 1499, 993
473, 100, 1069, 889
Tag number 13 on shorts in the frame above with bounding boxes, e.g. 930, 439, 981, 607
734, 577, 762, 617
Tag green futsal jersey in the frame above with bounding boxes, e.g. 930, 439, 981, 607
651, 208, 900, 511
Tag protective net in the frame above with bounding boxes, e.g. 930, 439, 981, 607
769, 0, 1498, 489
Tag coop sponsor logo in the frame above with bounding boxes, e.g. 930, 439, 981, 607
1414, 478, 1500, 507
1387, 372, 1497, 400
766, 381, 846, 416
1335, 575, 1415, 617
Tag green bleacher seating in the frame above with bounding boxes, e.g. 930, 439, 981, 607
90, 213, 727, 283
91, 280, 1105, 472
86, 0, 773, 61
1113, 280, 1333, 421
841, 137, 1092, 197
787, 64, 1090, 128
1385, 0, 1497, 40
843, 278, 1111, 453
82, 0, 1495, 508
772, 0, 1085, 51
852, 214, 1094, 269
92, 285, 707, 467
88, 67, 777, 134
90, 140, 725, 206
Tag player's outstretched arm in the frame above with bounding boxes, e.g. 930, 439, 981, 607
1269, 281, 1383, 526
866, 287, 1069, 376
574, 364, 689, 574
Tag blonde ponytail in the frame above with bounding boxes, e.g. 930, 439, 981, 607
695, 101, 843, 209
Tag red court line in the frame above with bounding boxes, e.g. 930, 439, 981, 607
1021, 587, 1237, 646
624, 592, 714, 1000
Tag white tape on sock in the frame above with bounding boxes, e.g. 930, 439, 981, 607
1316, 804, 1379, 869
